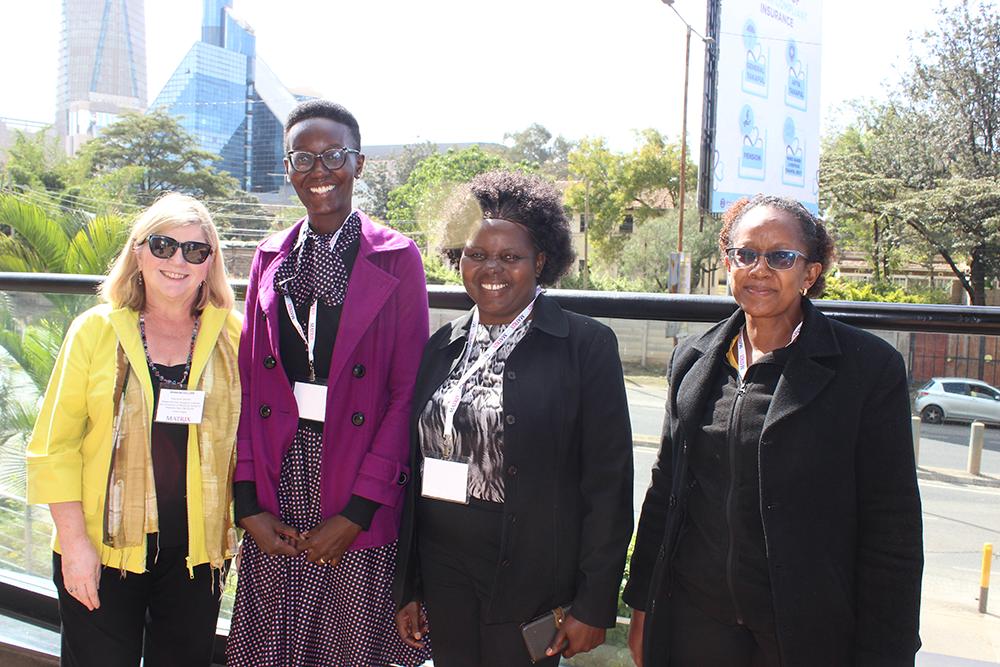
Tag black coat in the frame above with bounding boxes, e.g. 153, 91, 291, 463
393, 294, 634, 628
623, 299, 923, 666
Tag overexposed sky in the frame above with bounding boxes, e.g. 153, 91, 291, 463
1, 0, 940, 153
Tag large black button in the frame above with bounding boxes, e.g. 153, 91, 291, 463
506, 370, 516, 380
668, 494, 676, 507
397, 472, 408, 486
507, 466, 517, 475
505, 414, 516, 425
351, 412, 365, 426
263, 355, 277, 369
259, 405, 271, 418
501, 559, 510, 569
353, 364, 366, 378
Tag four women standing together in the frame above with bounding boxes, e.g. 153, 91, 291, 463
26, 99, 923, 667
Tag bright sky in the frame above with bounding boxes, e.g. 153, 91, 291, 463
1, 0, 940, 154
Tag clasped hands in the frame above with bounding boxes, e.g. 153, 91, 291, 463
239, 512, 362, 566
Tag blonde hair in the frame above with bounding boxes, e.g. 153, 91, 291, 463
101, 193, 235, 314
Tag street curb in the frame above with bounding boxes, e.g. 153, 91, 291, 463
918, 466, 1000, 489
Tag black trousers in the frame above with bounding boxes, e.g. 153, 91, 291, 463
417, 497, 560, 667
53, 542, 226, 667
653, 583, 781, 667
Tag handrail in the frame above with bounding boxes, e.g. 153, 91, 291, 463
2, 272, 999, 334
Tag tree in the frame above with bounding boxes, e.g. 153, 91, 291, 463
80, 108, 239, 200
358, 160, 396, 221
619, 213, 722, 292
1, 128, 69, 191
502, 123, 578, 179
564, 130, 696, 263
385, 146, 511, 230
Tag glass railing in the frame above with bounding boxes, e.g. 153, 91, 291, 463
2, 273, 999, 666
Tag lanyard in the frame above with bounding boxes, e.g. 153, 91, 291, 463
281, 220, 343, 382
441, 287, 541, 457
736, 320, 803, 380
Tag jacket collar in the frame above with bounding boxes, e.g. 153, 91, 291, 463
677, 298, 841, 437
257, 210, 408, 257
441, 292, 568, 349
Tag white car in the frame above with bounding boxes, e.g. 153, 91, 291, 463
915, 377, 1000, 425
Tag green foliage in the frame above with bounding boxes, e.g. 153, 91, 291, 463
503, 123, 577, 179
1, 128, 69, 191
80, 108, 239, 200
557, 269, 646, 293
422, 251, 463, 286
564, 130, 696, 264
385, 146, 513, 230
821, 277, 950, 304
619, 213, 723, 292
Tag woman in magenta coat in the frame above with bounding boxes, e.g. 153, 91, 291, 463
227, 99, 431, 667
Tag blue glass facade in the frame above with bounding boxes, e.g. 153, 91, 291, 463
151, 1, 301, 192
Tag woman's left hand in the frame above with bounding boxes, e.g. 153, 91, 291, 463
546, 614, 606, 659
298, 514, 363, 566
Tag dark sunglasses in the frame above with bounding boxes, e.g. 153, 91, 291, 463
142, 235, 214, 264
725, 247, 809, 271
286, 147, 361, 173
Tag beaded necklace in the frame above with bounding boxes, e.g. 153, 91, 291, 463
139, 312, 200, 388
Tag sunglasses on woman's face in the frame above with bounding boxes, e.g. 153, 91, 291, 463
142, 235, 214, 264
725, 247, 808, 271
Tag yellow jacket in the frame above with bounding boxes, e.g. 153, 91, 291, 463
27, 303, 242, 574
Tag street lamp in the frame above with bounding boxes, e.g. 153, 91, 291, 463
659, 1, 713, 291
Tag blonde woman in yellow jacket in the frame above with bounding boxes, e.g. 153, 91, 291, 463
27, 194, 241, 667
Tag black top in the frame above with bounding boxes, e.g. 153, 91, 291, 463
149, 363, 189, 547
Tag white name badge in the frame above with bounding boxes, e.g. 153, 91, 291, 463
421, 457, 470, 504
155, 389, 206, 424
293, 381, 328, 422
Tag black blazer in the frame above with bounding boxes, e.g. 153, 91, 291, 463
393, 294, 634, 628
623, 298, 923, 667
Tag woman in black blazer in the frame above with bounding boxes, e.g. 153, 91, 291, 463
624, 195, 923, 666
393, 170, 633, 666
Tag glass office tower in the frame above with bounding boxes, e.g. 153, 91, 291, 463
151, 0, 301, 193
57, 0, 148, 154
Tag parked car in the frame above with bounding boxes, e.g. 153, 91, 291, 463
915, 378, 1000, 424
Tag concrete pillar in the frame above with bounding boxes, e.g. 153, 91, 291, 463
968, 421, 985, 476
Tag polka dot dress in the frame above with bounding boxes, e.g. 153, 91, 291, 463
227, 425, 431, 666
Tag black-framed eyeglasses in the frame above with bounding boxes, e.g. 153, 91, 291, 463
142, 235, 214, 264
286, 147, 361, 173
725, 247, 809, 271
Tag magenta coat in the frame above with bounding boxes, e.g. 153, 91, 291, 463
235, 211, 430, 551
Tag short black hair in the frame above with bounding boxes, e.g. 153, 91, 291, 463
719, 194, 837, 298
467, 170, 575, 286
283, 99, 361, 151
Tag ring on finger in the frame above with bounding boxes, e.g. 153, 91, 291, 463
66, 586, 77, 593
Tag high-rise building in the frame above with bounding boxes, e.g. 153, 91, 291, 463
151, 0, 302, 193
57, 0, 148, 155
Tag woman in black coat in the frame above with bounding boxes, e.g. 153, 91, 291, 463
624, 195, 922, 667
393, 170, 633, 666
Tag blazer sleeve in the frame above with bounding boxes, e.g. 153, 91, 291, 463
350, 240, 429, 507
853, 350, 923, 665
26, 314, 97, 505
234, 248, 263, 484
622, 346, 679, 611
571, 324, 635, 628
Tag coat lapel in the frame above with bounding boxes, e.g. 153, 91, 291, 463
762, 300, 840, 431
675, 311, 744, 444
257, 222, 300, 357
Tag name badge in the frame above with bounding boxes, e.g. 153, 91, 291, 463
421, 457, 469, 504
155, 389, 206, 424
293, 380, 327, 422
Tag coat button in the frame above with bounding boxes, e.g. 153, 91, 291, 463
508, 514, 516, 523
263, 355, 276, 369
259, 405, 271, 418
505, 414, 515, 424
668, 494, 676, 507
508, 466, 517, 475
501, 560, 510, 569
397, 472, 408, 486
353, 364, 366, 378
351, 412, 365, 426
506, 370, 516, 380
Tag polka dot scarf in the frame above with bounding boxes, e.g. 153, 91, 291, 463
275, 212, 362, 308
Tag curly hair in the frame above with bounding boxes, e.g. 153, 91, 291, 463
718, 195, 837, 298
463, 170, 575, 286
284, 99, 361, 151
